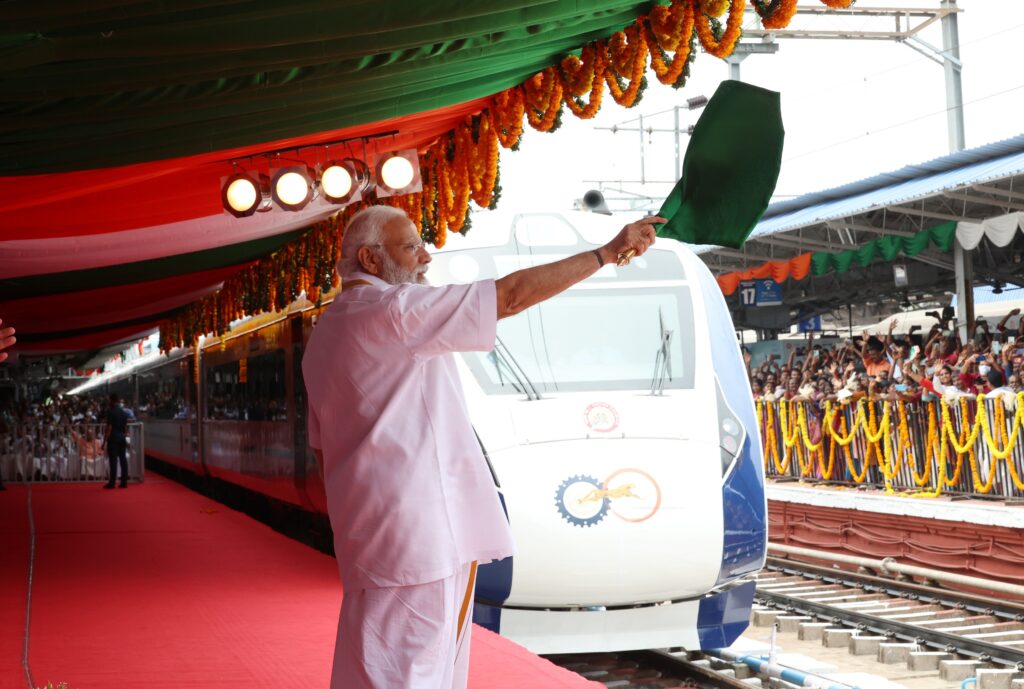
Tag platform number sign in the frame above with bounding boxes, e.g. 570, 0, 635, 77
739, 280, 757, 306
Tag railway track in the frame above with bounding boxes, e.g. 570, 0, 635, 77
547, 650, 763, 688
755, 557, 1024, 684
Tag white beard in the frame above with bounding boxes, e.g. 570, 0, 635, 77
380, 253, 428, 285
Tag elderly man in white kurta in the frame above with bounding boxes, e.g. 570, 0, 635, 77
302, 204, 661, 689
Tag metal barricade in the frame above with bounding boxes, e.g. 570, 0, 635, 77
0, 422, 145, 484
758, 396, 1024, 499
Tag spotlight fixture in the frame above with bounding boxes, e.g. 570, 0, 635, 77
222, 171, 271, 217
320, 158, 371, 205
374, 149, 422, 198
271, 165, 316, 211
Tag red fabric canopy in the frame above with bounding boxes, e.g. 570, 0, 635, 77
0, 98, 488, 354
0, 97, 487, 243
0, 264, 246, 336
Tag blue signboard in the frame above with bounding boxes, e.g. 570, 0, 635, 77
754, 279, 782, 306
798, 315, 822, 332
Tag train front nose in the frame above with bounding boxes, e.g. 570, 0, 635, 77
492, 437, 725, 608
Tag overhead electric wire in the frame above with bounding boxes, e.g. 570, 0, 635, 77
784, 82, 1024, 163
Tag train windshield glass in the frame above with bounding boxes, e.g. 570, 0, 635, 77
463, 286, 695, 393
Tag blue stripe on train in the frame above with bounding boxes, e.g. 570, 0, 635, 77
690, 253, 767, 585
697, 580, 757, 649
473, 491, 514, 633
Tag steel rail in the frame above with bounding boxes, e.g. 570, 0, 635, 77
756, 577, 1024, 670
766, 557, 1024, 624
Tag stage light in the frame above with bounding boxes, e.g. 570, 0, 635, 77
271, 165, 316, 210
221, 171, 271, 217
374, 150, 422, 197
381, 156, 414, 189
320, 158, 370, 204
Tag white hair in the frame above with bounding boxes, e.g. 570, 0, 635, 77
336, 205, 410, 277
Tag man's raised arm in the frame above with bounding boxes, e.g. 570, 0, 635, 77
494, 216, 664, 320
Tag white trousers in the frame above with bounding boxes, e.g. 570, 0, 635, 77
332, 561, 478, 689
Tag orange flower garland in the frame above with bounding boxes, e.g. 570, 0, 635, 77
694, 0, 746, 58
492, 88, 525, 149
754, 0, 798, 30
644, 0, 696, 86
162, 0, 844, 349
604, 23, 649, 107
699, 0, 730, 16
560, 44, 606, 119
523, 68, 564, 132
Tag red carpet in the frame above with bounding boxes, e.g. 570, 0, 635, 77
2, 477, 595, 689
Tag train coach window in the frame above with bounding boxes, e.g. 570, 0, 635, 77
205, 350, 287, 420
464, 286, 695, 393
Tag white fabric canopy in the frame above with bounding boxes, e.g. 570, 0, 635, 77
956, 211, 1024, 250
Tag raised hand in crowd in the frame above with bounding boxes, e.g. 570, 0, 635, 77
0, 319, 15, 364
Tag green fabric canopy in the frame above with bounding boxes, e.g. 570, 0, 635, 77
0, 1, 652, 174
655, 80, 785, 249
810, 221, 956, 276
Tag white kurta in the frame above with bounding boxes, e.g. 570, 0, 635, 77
302, 272, 515, 687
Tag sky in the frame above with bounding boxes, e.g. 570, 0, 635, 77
459, 1, 1024, 224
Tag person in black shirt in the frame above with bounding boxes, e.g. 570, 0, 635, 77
103, 393, 130, 489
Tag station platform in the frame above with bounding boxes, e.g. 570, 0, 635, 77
766, 481, 1024, 588
1, 477, 596, 689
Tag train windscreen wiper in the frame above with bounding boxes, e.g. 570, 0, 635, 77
487, 350, 525, 396
650, 309, 674, 395
494, 336, 542, 400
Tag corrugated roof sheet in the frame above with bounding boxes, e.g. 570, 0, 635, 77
749, 132, 1024, 239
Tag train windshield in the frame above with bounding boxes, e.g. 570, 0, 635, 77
463, 285, 696, 394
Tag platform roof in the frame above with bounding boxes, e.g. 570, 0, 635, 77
700, 133, 1024, 331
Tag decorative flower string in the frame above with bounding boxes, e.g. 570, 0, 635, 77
161, 0, 855, 349
758, 393, 1024, 498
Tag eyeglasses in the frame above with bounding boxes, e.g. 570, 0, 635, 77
369, 241, 426, 255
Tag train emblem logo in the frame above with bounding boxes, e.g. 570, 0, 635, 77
583, 402, 619, 433
555, 469, 662, 527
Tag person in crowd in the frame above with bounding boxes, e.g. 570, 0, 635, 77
102, 393, 131, 489
301, 204, 661, 689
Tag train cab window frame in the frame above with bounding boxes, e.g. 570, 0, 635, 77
463, 284, 696, 395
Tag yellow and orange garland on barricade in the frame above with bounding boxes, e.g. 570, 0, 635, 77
756, 393, 1024, 498
160, 0, 855, 349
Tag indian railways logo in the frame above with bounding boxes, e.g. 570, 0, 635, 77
555, 468, 662, 528
583, 402, 619, 433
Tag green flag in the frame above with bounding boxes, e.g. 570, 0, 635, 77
656, 80, 785, 249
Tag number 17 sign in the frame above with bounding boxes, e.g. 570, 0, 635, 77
739, 280, 756, 307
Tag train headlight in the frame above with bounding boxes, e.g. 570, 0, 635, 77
715, 377, 747, 479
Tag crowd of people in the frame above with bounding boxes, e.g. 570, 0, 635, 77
0, 393, 129, 483
746, 307, 1024, 408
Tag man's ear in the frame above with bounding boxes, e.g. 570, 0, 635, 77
357, 246, 380, 276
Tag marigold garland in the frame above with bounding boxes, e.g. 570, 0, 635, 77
162, 0, 856, 349
694, 0, 745, 59
753, 0, 798, 30
757, 393, 1024, 498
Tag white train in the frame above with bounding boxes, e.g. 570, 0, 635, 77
122, 210, 766, 654
430, 211, 767, 653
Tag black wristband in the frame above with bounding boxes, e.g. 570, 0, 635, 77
592, 249, 605, 268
